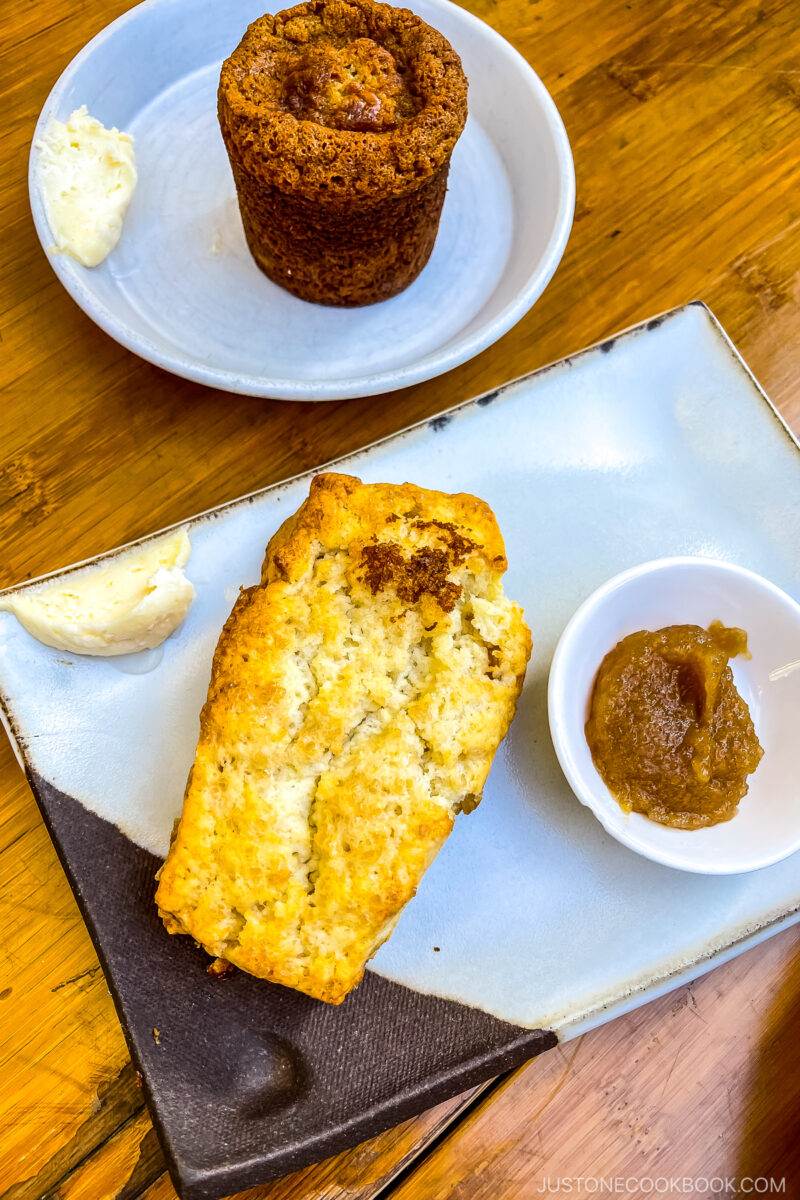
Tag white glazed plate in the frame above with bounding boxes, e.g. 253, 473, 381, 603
549, 558, 800, 875
1, 302, 799, 1036
28, 0, 574, 400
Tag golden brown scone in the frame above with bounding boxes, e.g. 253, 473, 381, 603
156, 473, 531, 1004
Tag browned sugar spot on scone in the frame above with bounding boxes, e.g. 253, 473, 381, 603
360, 542, 459, 610
281, 38, 418, 131
360, 531, 476, 612
411, 518, 478, 565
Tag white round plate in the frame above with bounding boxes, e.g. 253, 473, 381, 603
548, 558, 800, 875
28, 0, 574, 401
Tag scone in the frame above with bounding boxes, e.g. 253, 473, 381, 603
156, 473, 530, 1003
217, 0, 468, 305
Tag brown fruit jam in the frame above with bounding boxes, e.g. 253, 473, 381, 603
585, 621, 763, 829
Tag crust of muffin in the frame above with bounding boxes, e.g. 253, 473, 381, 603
228, 156, 449, 303
155, 473, 530, 1004
218, 0, 468, 201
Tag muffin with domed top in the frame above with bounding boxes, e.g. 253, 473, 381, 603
218, 0, 468, 306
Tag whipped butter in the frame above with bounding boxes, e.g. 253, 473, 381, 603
36, 105, 137, 268
0, 529, 194, 657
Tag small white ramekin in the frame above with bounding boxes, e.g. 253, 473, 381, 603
548, 557, 800, 874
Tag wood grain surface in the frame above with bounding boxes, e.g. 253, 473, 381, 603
2, 0, 799, 1196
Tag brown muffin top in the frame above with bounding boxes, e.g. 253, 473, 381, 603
218, 0, 468, 199
280, 38, 418, 132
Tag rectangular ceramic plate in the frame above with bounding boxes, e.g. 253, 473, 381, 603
2, 303, 799, 1199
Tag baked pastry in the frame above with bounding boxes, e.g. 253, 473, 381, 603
156, 473, 530, 1003
218, 0, 468, 305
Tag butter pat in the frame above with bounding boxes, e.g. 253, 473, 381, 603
36, 105, 137, 268
0, 530, 194, 657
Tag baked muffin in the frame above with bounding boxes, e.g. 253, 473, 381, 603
218, 0, 468, 305
156, 473, 530, 1003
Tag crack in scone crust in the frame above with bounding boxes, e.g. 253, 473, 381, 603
155, 473, 531, 1004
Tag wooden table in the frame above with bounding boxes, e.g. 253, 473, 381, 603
3, 0, 800, 1195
